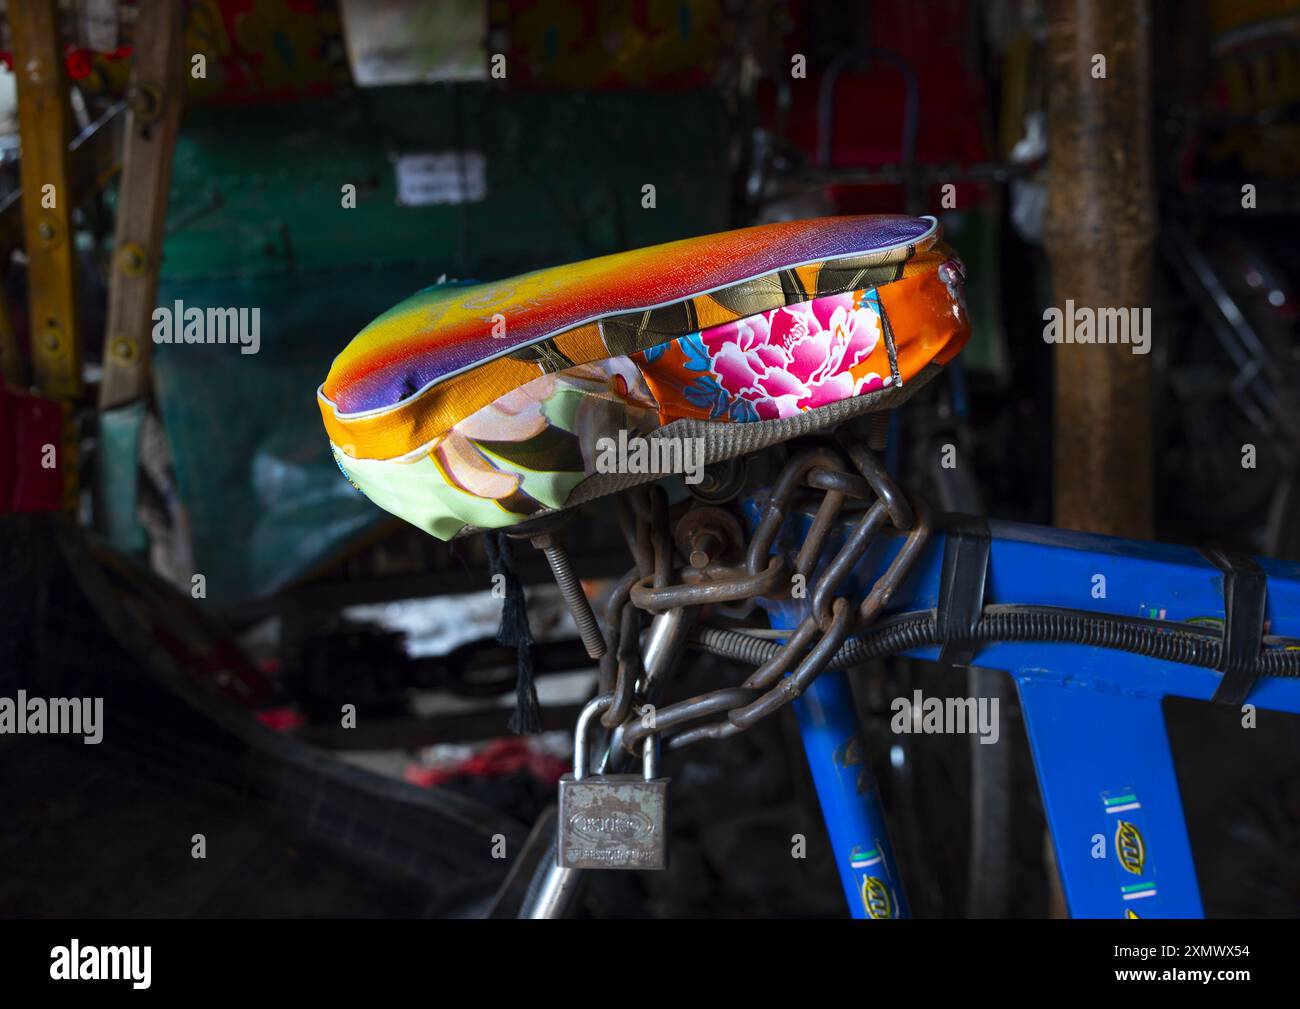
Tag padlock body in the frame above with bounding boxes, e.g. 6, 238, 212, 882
557, 773, 669, 870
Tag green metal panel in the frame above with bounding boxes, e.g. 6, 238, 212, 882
151, 272, 420, 603
160, 85, 732, 281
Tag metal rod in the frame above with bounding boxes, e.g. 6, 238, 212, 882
517, 830, 586, 919
634, 605, 690, 699
534, 532, 607, 660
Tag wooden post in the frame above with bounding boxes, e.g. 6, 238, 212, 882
1043, 0, 1156, 539
99, 0, 189, 410
10, 0, 82, 400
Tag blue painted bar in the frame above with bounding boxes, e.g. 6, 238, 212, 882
793, 669, 910, 919
760, 596, 910, 917
1016, 681, 1204, 918
743, 500, 1300, 714
744, 498, 1300, 916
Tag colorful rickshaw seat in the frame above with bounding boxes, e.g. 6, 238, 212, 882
318, 214, 970, 540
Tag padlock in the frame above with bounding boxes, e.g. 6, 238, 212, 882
557, 694, 669, 870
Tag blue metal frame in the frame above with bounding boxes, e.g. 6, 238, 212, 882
753, 506, 1300, 919
791, 669, 909, 920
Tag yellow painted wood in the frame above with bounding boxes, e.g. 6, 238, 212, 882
11, 0, 83, 400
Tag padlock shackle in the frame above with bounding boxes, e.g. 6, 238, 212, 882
573, 694, 613, 780
639, 734, 658, 780
573, 693, 659, 781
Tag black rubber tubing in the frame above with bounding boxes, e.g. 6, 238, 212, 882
689, 604, 1300, 678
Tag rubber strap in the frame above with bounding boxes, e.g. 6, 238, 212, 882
1202, 548, 1267, 706
935, 514, 991, 668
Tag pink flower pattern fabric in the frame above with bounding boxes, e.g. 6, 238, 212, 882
696, 292, 887, 421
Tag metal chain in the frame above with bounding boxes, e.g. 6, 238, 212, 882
605, 427, 932, 753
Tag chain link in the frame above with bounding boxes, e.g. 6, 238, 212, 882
607, 427, 932, 753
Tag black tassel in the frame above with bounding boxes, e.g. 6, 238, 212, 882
484, 531, 543, 734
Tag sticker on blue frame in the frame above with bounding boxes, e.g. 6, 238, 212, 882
1102, 788, 1158, 911
847, 841, 898, 918
861, 876, 894, 919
